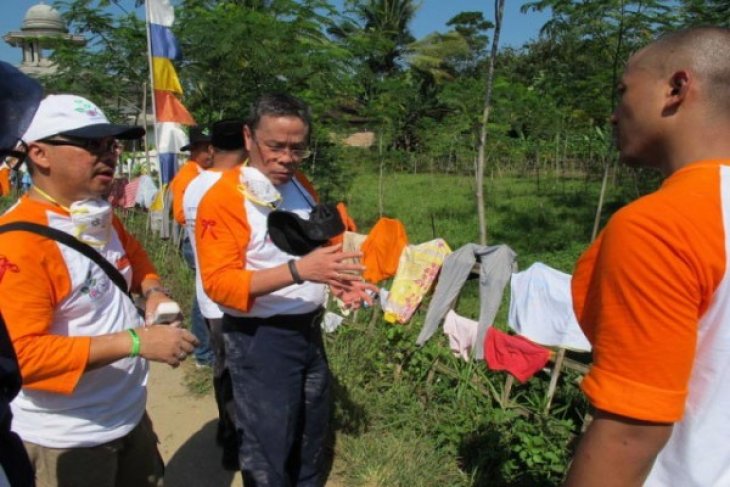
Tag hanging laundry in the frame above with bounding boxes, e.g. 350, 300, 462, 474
148, 184, 172, 239
342, 231, 368, 272
134, 174, 159, 209
508, 262, 591, 352
416, 243, 517, 360
443, 310, 478, 361
361, 217, 408, 284
383, 238, 451, 324
124, 177, 141, 209
107, 177, 128, 208
484, 327, 551, 383
322, 311, 345, 333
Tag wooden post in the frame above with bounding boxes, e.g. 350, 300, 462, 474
501, 375, 514, 407
544, 348, 566, 414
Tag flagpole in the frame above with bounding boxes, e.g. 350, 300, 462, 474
144, 0, 162, 189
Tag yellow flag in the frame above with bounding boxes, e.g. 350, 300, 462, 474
152, 57, 183, 94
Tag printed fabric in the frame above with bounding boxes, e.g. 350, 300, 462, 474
383, 239, 451, 324
123, 178, 140, 209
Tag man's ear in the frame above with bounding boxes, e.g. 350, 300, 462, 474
25, 143, 51, 171
669, 70, 690, 99
243, 125, 253, 152
663, 70, 690, 115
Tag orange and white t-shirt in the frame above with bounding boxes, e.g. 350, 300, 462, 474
183, 169, 225, 319
572, 160, 730, 486
169, 160, 202, 226
0, 195, 158, 448
196, 166, 325, 318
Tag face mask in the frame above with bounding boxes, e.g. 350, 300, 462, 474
69, 198, 113, 248
238, 166, 281, 209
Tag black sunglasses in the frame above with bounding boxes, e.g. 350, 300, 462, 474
38, 137, 121, 155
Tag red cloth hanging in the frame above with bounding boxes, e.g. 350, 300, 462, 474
484, 327, 551, 383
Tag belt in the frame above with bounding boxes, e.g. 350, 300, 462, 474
222, 308, 324, 333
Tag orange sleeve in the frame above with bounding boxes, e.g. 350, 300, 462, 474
196, 175, 255, 312
572, 205, 707, 422
112, 216, 159, 292
0, 230, 89, 394
170, 162, 198, 226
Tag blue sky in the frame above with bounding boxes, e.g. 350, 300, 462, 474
1, 1, 551, 65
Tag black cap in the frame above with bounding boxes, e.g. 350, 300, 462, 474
211, 119, 244, 150
180, 126, 212, 151
0, 61, 43, 156
267, 204, 345, 256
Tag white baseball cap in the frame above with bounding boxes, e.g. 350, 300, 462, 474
21, 94, 144, 142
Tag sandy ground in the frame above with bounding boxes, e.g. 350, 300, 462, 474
147, 361, 244, 487
146, 361, 344, 487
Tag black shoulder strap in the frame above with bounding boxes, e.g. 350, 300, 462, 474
0, 221, 130, 296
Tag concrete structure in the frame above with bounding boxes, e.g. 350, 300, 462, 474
3, 2, 85, 76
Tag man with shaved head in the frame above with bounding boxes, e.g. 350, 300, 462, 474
566, 27, 730, 486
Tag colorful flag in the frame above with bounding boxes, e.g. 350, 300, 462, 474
147, 0, 195, 185
152, 58, 182, 94
154, 91, 195, 126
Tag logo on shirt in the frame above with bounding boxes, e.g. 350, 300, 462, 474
80, 269, 110, 299
0, 256, 19, 282
200, 219, 218, 240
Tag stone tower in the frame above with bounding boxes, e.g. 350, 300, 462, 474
3, 2, 85, 76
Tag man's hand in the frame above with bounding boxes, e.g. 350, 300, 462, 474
296, 244, 365, 286
330, 280, 379, 310
137, 325, 199, 368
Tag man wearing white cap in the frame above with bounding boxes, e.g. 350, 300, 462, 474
0, 93, 198, 487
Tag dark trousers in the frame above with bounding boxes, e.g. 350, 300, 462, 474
223, 310, 331, 487
0, 413, 34, 487
207, 318, 238, 458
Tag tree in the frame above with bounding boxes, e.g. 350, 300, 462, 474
476, 0, 505, 245
445, 11, 494, 75
521, 0, 674, 127
45, 0, 148, 121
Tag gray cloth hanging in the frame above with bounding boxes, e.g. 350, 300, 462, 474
416, 243, 517, 359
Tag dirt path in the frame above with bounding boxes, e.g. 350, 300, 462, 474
146, 361, 344, 487
147, 362, 243, 487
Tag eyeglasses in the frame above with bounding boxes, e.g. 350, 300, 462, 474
252, 135, 312, 160
38, 137, 122, 156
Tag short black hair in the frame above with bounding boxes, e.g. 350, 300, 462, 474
246, 93, 312, 133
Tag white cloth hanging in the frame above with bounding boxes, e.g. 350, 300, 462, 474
508, 262, 591, 352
